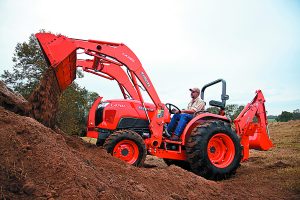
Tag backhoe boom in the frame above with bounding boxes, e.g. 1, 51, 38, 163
234, 90, 273, 161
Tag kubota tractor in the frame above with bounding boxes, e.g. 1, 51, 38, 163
35, 33, 273, 180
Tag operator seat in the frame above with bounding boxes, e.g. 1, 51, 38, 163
209, 100, 226, 116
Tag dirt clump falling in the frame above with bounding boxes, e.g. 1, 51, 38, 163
26, 68, 61, 128
0, 68, 61, 129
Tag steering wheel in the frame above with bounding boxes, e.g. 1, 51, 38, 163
165, 103, 181, 114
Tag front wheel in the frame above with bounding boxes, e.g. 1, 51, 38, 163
186, 120, 242, 180
103, 130, 146, 167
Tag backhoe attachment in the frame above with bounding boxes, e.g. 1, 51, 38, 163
234, 90, 273, 161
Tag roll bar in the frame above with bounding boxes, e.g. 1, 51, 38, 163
200, 79, 229, 110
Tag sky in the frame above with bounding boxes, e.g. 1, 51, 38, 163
0, 0, 299, 115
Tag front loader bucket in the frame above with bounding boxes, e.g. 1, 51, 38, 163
35, 33, 77, 91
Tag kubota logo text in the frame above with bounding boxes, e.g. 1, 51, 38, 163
122, 53, 135, 63
141, 72, 151, 87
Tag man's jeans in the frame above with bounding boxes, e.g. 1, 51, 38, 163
167, 113, 193, 136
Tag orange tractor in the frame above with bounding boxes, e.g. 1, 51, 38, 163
35, 33, 273, 180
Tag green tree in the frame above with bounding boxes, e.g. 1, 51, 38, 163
206, 107, 219, 114
293, 109, 300, 120
84, 91, 99, 116
225, 104, 238, 119
57, 84, 99, 135
233, 105, 245, 119
1, 32, 98, 135
276, 111, 294, 122
224, 104, 244, 120
1, 34, 48, 98
206, 104, 244, 120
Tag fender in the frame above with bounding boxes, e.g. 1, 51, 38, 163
181, 112, 230, 145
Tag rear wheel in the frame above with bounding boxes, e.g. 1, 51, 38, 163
186, 120, 242, 180
103, 130, 146, 167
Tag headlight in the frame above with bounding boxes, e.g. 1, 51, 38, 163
98, 102, 109, 109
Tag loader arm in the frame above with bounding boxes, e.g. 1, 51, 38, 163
76, 59, 140, 100
234, 90, 273, 161
35, 33, 166, 147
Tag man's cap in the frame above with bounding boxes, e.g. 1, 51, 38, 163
189, 87, 200, 93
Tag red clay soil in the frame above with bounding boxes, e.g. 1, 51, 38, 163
0, 81, 29, 116
26, 68, 61, 128
0, 81, 299, 199
0, 107, 223, 200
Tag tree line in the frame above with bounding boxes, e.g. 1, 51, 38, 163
274, 109, 300, 122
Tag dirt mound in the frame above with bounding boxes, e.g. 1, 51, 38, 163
0, 81, 29, 115
1, 107, 299, 200
0, 107, 222, 199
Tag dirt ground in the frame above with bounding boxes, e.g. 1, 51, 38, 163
0, 81, 299, 199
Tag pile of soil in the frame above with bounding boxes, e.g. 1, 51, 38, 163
0, 81, 28, 115
0, 79, 299, 199
0, 107, 223, 199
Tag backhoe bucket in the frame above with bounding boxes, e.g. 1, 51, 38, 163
35, 33, 77, 91
249, 124, 273, 150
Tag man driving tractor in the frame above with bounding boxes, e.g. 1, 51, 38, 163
167, 87, 206, 141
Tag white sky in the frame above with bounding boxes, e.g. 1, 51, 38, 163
0, 0, 299, 115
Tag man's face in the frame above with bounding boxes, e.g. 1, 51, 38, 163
190, 90, 199, 99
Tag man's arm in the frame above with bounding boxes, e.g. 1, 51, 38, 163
181, 109, 196, 114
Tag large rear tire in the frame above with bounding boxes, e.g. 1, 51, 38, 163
103, 130, 146, 167
186, 120, 242, 180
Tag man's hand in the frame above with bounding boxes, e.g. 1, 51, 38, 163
172, 108, 179, 114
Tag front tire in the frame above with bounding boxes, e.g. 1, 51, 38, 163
186, 120, 242, 180
103, 130, 146, 167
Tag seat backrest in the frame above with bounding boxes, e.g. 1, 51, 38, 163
209, 100, 225, 110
